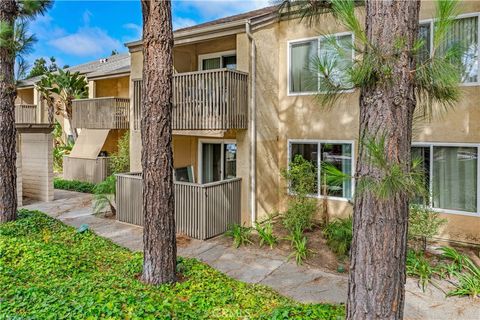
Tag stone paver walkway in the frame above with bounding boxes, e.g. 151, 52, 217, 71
22, 190, 480, 320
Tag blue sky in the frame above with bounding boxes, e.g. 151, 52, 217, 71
26, 0, 270, 69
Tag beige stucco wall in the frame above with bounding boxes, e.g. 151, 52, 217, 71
127, 0, 480, 244
20, 132, 54, 202
15, 88, 34, 105
95, 76, 130, 98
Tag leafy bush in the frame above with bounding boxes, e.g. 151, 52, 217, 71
282, 154, 317, 197
93, 175, 116, 216
255, 218, 278, 249
226, 224, 253, 248
323, 216, 353, 257
110, 131, 130, 174
408, 204, 447, 251
406, 250, 436, 291
53, 142, 73, 172
54, 178, 96, 193
283, 199, 317, 233
287, 227, 309, 265
440, 246, 480, 298
0, 210, 343, 318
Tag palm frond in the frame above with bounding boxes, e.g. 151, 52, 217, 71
18, 0, 53, 18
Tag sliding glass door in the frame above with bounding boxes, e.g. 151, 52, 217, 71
200, 141, 237, 184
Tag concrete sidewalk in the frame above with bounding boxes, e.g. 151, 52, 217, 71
22, 190, 480, 320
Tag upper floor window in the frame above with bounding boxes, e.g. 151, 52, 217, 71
419, 15, 479, 83
289, 33, 353, 95
199, 51, 237, 71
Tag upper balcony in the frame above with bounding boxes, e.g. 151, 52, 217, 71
133, 68, 248, 131
15, 104, 37, 124
72, 97, 130, 129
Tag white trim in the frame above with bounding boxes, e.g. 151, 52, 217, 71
287, 32, 355, 96
412, 142, 480, 217
420, 13, 480, 86
198, 138, 236, 184
287, 139, 355, 201
198, 50, 237, 71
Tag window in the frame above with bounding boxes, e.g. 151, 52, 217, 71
288, 140, 354, 199
411, 144, 479, 214
419, 15, 479, 83
289, 33, 353, 94
199, 51, 237, 71
199, 140, 236, 183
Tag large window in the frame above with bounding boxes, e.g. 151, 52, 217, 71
412, 144, 478, 213
288, 140, 353, 199
419, 15, 479, 83
199, 51, 237, 71
289, 33, 353, 94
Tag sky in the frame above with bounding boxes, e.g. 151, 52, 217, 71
26, 0, 271, 69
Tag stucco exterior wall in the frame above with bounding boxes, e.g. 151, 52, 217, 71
20, 133, 54, 202
126, 0, 480, 244
15, 88, 34, 105
95, 76, 130, 98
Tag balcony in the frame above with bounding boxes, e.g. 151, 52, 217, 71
72, 97, 130, 129
133, 69, 248, 131
15, 104, 37, 124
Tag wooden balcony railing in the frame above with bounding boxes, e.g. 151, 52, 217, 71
15, 104, 37, 124
72, 97, 129, 129
133, 69, 248, 130
116, 172, 242, 240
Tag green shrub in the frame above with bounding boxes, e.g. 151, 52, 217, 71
0, 210, 343, 318
406, 250, 436, 292
225, 223, 253, 248
323, 216, 353, 257
54, 178, 96, 193
255, 218, 278, 249
93, 175, 116, 216
281, 154, 317, 197
110, 131, 130, 174
440, 246, 480, 298
283, 199, 317, 233
287, 227, 309, 265
408, 204, 447, 251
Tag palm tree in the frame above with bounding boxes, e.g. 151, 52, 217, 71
0, 0, 52, 223
140, 0, 177, 284
35, 72, 56, 124
49, 69, 88, 141
280, 0, 462, 318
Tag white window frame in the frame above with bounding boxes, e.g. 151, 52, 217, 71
419, 12, 480, 86
287, 139, 355, 201
198, 50, 237, 71
412, 142, 480, 217
287, 32, 355, 96
198, 138, 237, 184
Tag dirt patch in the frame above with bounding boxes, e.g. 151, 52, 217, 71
177, 234, 192, 248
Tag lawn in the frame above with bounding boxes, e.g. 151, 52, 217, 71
0, 210, 344, 319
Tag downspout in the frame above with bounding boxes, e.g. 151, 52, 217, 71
246, 21, 257, 225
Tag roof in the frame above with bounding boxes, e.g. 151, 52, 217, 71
175, 5, 279, 33
18, 53, 131, 88
126, 4, 280, 49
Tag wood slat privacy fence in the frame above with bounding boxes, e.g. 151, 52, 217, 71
15, 104, 37, 123
133, 69, 248, 131
63, 156, 111, 184
116, 172, 242, 240
72, 97, 130, 129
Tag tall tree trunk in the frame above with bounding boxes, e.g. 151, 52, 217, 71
347, 1, 420, 319
0, 0, 18, 223
65, 100, 78, 141
140, 0, 176, 284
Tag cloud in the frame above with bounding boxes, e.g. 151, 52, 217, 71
29, 14, 66, 40
173, 17, 198, 30
48, 27, 122, 57
123, 23, 142, 41
173, 0, 270, 20
83, 10, 92, 26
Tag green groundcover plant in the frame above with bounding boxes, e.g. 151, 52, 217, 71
0, 210, 344, 319
54, 178, 96, 194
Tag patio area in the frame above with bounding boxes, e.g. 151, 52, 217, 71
21, 190, 480, 320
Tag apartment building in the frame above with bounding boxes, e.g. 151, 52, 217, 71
16, 54, 131, 183
109, 1, 480, 244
